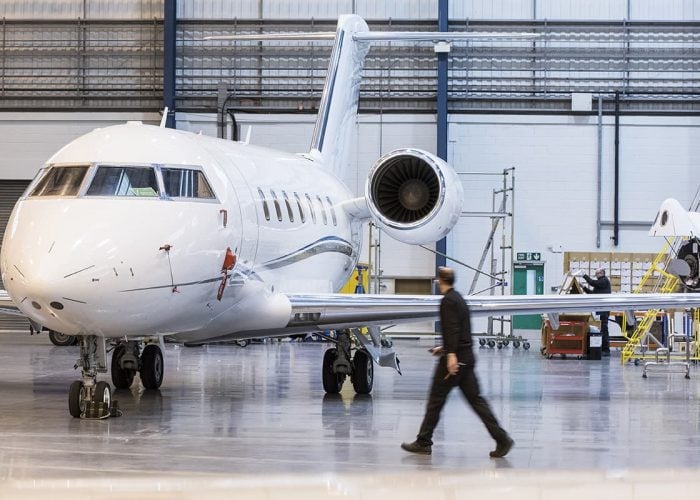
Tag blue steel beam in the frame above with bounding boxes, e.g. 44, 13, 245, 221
436, 0, 448, 270
163, 0, 176, 128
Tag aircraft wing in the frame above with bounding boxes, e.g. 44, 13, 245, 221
284, 292, 700, 331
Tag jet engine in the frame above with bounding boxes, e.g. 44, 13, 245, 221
365, 148, 463, 245
677, 238, 700, 290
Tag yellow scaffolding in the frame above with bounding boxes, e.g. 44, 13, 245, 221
621, 242, 680, 364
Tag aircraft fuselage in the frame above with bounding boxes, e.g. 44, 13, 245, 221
0, 123, 361, 341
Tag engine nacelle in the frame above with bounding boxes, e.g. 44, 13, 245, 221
365, 148, 463, 245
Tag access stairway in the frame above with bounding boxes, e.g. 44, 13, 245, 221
620, 242, 680, 365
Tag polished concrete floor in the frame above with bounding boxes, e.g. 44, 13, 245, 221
1, 333, 700, 487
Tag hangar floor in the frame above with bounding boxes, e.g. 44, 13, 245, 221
1, 334, 700, 498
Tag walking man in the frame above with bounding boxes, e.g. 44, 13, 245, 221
401, 267, 513, 458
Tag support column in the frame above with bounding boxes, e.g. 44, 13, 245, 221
436, 0, 448, 270
163, 0, 176, 128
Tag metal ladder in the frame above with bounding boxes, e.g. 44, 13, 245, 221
620, 189, 700, 366
620, 242, 680, 364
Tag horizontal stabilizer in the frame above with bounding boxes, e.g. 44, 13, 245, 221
207, 31, 538, 42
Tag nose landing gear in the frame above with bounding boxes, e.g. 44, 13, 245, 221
68, 335, 120, 419
68, 337, 166, 418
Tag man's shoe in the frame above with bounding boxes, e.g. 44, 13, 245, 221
489, 437, 514, 458
401, 441, 432, 455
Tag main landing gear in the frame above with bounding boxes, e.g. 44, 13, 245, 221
68, 337, 164, 418
321, 329, 377, 395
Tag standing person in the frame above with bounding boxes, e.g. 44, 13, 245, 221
401, 267, 513, 458
582, 268, 612, 356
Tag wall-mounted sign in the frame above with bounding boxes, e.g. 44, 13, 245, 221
516, 252, 541, 261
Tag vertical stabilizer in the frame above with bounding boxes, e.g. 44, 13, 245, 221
309, 15, 370, 178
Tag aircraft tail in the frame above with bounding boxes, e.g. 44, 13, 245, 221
308, 15, 370, 178
206, 17, 535, 179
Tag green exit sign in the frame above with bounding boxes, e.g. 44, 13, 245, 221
517, 252, 541, 261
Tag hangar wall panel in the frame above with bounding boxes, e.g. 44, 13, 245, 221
0, 0, 161, 19
0, 113, 161, 179
177, 0, 438, 20
448, 114, 700, 304
630, 0, 700, 21
536, 0, 627, 20
177, 0, 261, 19
447, 0, 700, 20
450, 0, 534, 20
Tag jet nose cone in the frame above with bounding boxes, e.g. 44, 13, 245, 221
3, 261, 86, 335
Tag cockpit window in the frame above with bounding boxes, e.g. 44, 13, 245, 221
29, 166, 88, 197
161, 168, 215, 199
86, 166, 159, 197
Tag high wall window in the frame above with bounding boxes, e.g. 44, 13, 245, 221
29, 166, 89, 197
86, 166, 159, 197
161, 168, 215, 199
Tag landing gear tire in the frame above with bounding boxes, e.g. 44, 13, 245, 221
140, 344, 164, 389
351, 349, 373, 395
111, 344, 135, 389
68, 380, 86, 418
513, 341, 521, 349
94, 381, 112, 409
478, 338, 486, 347
49, 331, 77, 346
322, 348, 345, 394
523, 342, 531, 350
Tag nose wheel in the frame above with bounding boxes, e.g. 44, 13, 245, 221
68, 335, 121, 419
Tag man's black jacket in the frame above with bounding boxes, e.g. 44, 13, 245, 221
582, 274, 611, 294
440, 287, 473, 363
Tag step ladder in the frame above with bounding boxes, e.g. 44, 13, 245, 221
620, 242, 680, 364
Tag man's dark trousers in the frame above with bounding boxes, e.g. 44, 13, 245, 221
599, 311, 610, 352
416, 354, 509, 446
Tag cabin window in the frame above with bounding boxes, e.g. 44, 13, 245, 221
282, 191, 294, 222
294, 192, 305, 223
86, 166, 159, 197
161, 168, 215, 199
326, 196, 337, 226
316, 195, 328, 225
258, 188, 270, 221
270, 190, 283, 222
305, 193, 317, 224
29, 166, 89, 197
